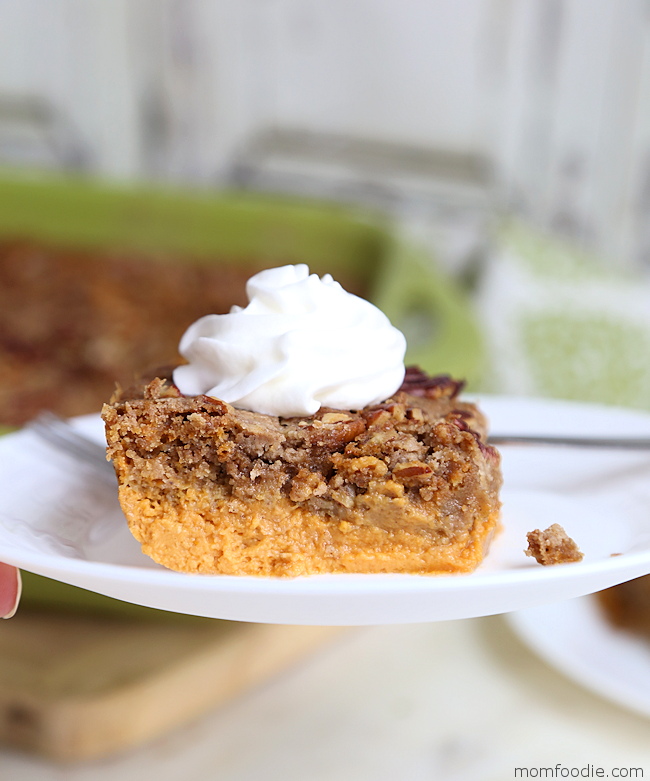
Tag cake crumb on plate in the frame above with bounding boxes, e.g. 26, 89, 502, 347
525, 523, 583, 565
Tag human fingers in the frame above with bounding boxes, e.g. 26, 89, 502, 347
0, 563, 21, 619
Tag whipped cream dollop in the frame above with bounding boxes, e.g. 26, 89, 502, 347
173, 264, 406, 417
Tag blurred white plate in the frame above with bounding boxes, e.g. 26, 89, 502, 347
508, 595, 650, 718
1, 396, 650, 625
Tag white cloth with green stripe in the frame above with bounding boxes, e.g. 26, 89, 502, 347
476, 221, 650, 411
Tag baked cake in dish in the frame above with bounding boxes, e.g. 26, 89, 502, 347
102, 367, 502, 577
0, 239, 260, 426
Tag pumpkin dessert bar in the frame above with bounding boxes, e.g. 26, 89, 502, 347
597, 575, 650, 637
102, 368, 502, 577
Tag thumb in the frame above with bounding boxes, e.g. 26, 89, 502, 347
0, 563, 21, 619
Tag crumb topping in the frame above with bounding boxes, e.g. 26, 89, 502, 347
104, 369, 501, 534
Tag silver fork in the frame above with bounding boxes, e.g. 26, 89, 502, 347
26, 411, 116, 481
488, 434, 650, 450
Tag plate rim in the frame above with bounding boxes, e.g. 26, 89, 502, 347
507, 595, 650, 719
2, 394, 650, 621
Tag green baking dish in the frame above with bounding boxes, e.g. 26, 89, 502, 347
0, 172, 484, 616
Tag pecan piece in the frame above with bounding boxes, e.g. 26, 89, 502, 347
298, 412, 366, 450
321, 412, 352, 424
450, 416, 500, 461
398, 366, 465, 400
393, 462, 432, 479
393, 460, 433, 486
362, 408, 392, 428
331, 453, 388, 488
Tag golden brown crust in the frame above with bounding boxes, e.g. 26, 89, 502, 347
103, 370, 502, 577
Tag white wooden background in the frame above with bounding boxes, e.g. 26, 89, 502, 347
1, 0, 650, 270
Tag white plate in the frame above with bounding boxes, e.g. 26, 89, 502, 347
2, 396, 650, 626
507, 595, 650, 718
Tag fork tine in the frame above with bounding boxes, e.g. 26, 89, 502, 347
26, 411, 115, 478
488, 434, 650, 449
